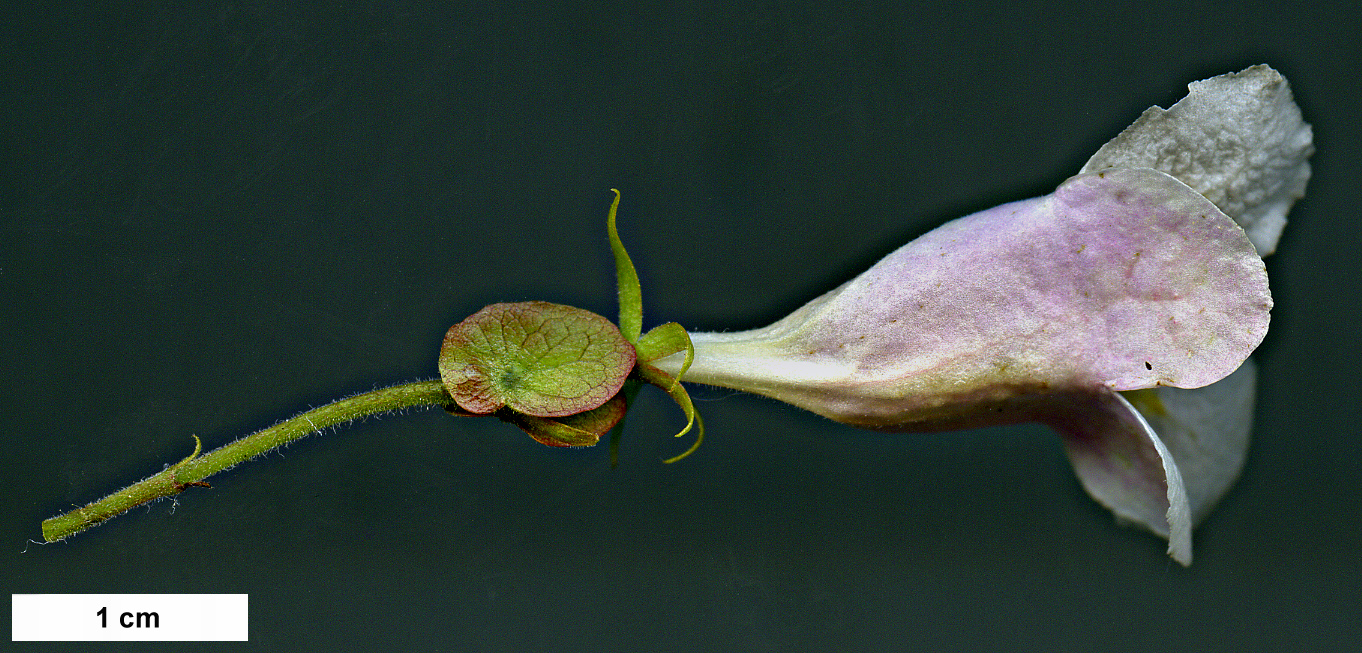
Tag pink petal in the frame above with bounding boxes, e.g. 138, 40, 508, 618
666, 167, 1269, 428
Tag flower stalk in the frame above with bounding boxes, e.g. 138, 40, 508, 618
42, 380, 452, 542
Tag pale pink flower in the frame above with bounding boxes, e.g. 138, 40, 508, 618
656, 65, 1312, 564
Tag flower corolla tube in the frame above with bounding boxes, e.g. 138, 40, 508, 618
654, 65, 1312, 565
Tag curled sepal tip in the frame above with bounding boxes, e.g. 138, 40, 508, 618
635, 322, 704, 462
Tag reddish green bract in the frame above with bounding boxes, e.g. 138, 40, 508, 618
438, 301, 637, 418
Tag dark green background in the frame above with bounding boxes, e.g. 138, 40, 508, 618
5, 2, 1358, 650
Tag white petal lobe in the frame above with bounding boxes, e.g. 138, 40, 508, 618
1081, 65, 1313, 255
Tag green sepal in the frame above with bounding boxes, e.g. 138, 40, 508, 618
606, 191, 702, 462
608, 189, 644, 344
635, 322, 695, 378
635, 362, 704, 463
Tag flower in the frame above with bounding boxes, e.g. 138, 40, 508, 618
653, 65, 1312, 564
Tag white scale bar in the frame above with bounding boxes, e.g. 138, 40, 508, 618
12, 594, 248, 641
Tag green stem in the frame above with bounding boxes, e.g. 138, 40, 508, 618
42, 379, 452, 542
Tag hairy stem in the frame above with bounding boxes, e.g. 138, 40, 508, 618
42, 379, 452, 542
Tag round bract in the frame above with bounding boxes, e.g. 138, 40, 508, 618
439, 301, 636, 417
